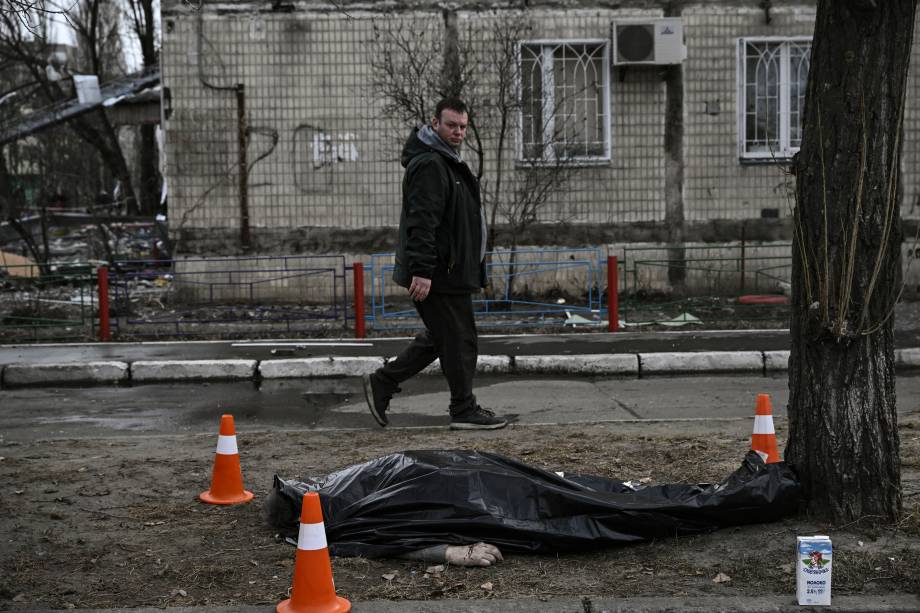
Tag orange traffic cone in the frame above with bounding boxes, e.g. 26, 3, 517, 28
751, 393, 781, 464
199, 414, 254, 505
277, 492, 351, 613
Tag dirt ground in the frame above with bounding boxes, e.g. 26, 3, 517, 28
1, 416, 919, 609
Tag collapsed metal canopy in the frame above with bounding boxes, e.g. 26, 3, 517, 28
0, 69, 160, 146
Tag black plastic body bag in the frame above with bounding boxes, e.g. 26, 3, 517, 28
265, 449, 800, 558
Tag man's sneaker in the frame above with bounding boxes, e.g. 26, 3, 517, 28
362, 373, 390, 427
449, 406, 508, 430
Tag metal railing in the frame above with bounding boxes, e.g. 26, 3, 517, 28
0, 263, 97, 342
367, 247, 609, 331
0, 244, 795, 342
105, 255, 353, 339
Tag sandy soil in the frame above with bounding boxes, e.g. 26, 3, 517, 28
1, 417, 918, 609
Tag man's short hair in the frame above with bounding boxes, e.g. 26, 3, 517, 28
435, 97, 468, 120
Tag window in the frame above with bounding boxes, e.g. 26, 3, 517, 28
738, 37, 811, 160
519, 40, 610, 163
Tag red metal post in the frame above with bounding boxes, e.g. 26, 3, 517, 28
97, 266, 110, 341
353, 262, 365, 339
607, 256, 619, 332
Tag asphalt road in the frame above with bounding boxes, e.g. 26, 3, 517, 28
3, 373, 920, 442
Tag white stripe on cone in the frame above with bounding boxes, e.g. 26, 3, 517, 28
753, 415, 775, 434
297, 521, 328, 551
215, 435, 238, 455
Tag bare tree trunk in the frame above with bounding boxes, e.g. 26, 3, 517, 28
132, 0, 160, 215
787, 0, 916, 523
138, 124, 159, 214
93, 112, 139, 215
0, 145, 22, 219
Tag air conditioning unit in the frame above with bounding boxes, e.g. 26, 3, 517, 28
612, 18, 686, 65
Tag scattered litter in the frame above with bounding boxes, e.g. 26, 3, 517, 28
426, 564, 445, 574
0, 250, 39, 278
712, 572, 732, 583
480, 581, 493, 591
563, 311, 605, 327
738, 294, 788, 305
620, 312, 703, 327
381, 571, 398, 581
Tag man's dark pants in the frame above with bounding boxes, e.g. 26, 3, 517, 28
375, 291, 477, 416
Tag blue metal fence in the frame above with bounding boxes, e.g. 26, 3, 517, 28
367, 247, 609, 331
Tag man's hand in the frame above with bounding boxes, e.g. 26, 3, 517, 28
445, 542, 504, 567
408, 276, 431, 302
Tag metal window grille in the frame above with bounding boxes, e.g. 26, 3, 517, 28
519, 40, 611, 163
739, 37, 811, 160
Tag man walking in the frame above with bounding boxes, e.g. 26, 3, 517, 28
362, 98, 507, 430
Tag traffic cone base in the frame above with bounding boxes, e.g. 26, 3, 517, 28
199, 488, 254, 505
278, 492, 351, 613
200, 414, 254, 505
751, 393, 781, 464
276, 595, 351, 613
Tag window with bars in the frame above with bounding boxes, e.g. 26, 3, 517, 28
738, 37, 811, 160
518, 40, 610, 164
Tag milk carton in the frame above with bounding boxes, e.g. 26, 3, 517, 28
796, 536, 832, 606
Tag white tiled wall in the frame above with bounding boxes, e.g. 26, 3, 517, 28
161, 2, 920, 247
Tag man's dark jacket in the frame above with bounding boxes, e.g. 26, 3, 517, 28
393, 127, 486, 293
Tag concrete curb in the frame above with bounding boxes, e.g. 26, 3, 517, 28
421, 355, 512, 375
640, 351, 764, 374
515, 353, 638, 375
1, 348, 919, 388
259, 356, 385, 378
9, 594, 920, 612
897, 347, 920, 368
1, 361, 129, 386
764, 350, 790, 371
131, 359, 257, 382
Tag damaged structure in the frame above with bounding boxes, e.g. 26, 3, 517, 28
158, 0, 920, 296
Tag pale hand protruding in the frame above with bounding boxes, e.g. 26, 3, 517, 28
445, 542, 504, 567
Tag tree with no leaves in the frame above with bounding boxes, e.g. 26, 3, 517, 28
368, 11, 581, 299
788, 0, 918, 522
1, 0, 161, 218
368, 11, 579, 242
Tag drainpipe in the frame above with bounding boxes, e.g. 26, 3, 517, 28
237, 83, 250, 248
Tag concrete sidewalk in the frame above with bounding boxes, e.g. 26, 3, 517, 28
13, 595, 920, 612
2, 329, 920, 387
